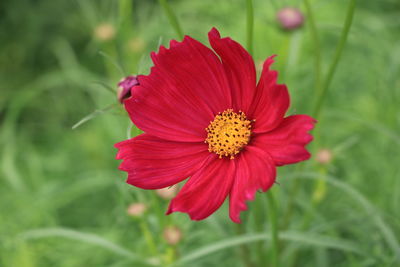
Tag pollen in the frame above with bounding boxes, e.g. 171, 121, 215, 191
205, 109, 253, 159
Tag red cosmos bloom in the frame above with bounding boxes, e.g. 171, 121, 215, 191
115, 28, 315, 223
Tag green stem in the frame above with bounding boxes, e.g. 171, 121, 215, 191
236, 223, 254, 267
312, 0, 357, 119
246, 0, 254, 55
158, 0, 184, 39
255, 196, 266, 265
282, 2, 357, 261
281, 0, 322, 231
303, 0, 322, 95
139, 220, 158, 256
281, 164, 303, 230
267, 192, 279, 267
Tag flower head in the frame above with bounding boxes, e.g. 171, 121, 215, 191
117, 75, 139, 103
277, 7, 304, 31
115, 28, 315, 223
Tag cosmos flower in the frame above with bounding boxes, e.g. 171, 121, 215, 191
115, 28, 315, 223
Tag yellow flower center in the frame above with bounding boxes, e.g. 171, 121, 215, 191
205, 109, 253, 159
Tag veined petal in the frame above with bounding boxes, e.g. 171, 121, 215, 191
208, 28, 257, 114
249, 56, 290, 133
253, 115, 316, 166
229, 146, 276, 223
125, 35, 232, 142
167, 156, 235, 220
115, 134, 209, 189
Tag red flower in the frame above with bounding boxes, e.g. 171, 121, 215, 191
115, 28, 315, 223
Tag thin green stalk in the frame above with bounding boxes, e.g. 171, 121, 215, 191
139, 220, 158, 256
255, 196, 266, 265
303, 0, 322, 95
313, 0, 357, 119
281, 0, 323, 231
158, 0, 184, 39
267, 192, 279, 267
246, 0, 254, 55
236, 223, 255, 267
281, 164, 303, 230
283, 0, 357, 229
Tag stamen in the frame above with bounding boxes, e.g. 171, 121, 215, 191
205, 109, 252, 159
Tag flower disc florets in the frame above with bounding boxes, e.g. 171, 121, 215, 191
205, 109, 252, 159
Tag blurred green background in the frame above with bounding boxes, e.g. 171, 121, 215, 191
1, 0, 399, 266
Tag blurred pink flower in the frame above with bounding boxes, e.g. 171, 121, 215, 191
277, 7, 304, 30
127, 203, 147, 217
156, 185, 179, 200
316, 148, 333, 164
163, 226, 183, 245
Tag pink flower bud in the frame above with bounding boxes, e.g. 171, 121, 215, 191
277, 7, 304, 31
315, 149, 333, 165
127, 203, 147, 217
117, 75, 139, 103
156, 185, 179, 200
94, 23, 115, 41
163, 226, 182, 245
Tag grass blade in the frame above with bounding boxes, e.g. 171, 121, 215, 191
290, 172, 400, 261
172, 231, 363, 266
72, 104, 116, 129
19, 228, 155, 265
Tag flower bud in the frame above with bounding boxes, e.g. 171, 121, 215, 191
277, 7, 304, 31
315, 149, 333, 165
117, 75, 139, 103
163, 226, 182, 245
156, 185, 178, 200
94, 23, 115, 41
127, 203, 147, 217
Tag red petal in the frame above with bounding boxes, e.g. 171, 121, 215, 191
167, 156, 235, 220
115, 134, 209, 189
125, 35, 232, 142
253, 115, 316, 166
208, 28, 257, 114
229, 146, 276, 223
249, 56, 290, 133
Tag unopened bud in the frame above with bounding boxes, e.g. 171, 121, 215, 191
156, 185, 178, 200
315, 149, 333, 165
94, 23, 115, 41
117, 75, 139, 103
163, 226, 182, 245
277, 7, 304, 31
127, 203, 147, 217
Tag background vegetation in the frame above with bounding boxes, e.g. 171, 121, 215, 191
1, 0, 399, 266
